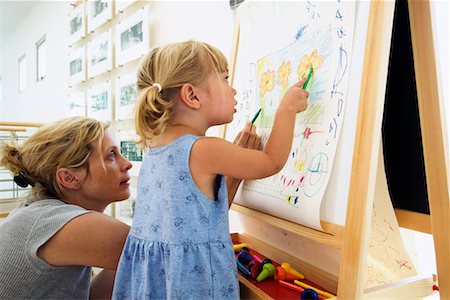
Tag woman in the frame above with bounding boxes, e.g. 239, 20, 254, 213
0, 116, 132, 299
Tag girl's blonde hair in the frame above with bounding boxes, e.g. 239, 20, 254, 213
135, 40, 229, 146
0, 116, 107, 200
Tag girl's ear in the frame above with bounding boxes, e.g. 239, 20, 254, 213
56, 168, 83, 190
179, 83, 201, 109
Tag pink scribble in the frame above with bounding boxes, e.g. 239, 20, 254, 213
303, 127, 322, 139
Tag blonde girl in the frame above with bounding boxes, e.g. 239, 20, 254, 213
113, 40, 308, 299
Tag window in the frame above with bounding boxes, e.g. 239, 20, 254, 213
36, 36, 47, 81
18, 55, 26, 92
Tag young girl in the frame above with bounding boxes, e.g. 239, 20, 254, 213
113, 40, 308, 299
0, 116, 132, 299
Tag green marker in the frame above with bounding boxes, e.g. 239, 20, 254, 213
302, 65, 314, 90
251, 108, 262, 124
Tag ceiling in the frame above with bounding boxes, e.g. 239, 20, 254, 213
1, 1, 36, 42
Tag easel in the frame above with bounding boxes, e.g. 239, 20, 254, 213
338, 0, 449, 298
228, 0, 449, 298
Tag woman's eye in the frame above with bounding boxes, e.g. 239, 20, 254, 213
109, 151, 117, 158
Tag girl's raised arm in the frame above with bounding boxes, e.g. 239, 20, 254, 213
192, 80, 308, 182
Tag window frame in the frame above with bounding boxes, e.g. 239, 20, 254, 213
36, 35, 47, 82
18, 54, 27, 92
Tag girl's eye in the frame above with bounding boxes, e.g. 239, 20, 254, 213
225, 75, 230, 81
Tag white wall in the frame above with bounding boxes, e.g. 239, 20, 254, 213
431, 0, 450, 169
0, 1, 235, 124
1, 1, 70, 123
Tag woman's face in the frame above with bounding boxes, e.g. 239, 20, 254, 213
78, 131, 133, 210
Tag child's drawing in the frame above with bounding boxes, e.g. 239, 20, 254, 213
231, 1, 356, 230
243, 25, 332, 207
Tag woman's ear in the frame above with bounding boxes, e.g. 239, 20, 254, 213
179, 83, 201, 109
56, 168, 83, 190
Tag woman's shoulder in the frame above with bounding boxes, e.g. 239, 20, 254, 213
24, 198, 88, 217
6, 198, 82, 218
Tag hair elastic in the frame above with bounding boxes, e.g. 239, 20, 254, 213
13, 171, 35, 188
152, 83, 162, 92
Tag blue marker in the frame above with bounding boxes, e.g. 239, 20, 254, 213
236, 259, 251, 277
251, 108, 262, 124
301, 288, 319, 300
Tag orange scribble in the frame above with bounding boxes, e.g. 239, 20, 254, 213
297, 50, 324, 80
259, 70, 275, 97
277, 60, 292, 89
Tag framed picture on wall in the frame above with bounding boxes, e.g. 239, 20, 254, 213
68, 2, 86, 45
87, 30, 112, 78
67, 89, 86, 116
87, 81, 112, 121
87, 0, 112, 32
115, 0, 136, 14
115, 6, 149, 66
115, 73, 137, 120
68, 46, 86, 84
116, 129, 143, 176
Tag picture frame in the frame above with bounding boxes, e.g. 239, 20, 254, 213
87, 30, 112, 78
115, 6, 149, 67
114, 0, 136, 14
87, 0, 112, 32
116, 128, 143, 176
67, 89, 86, 116
115, 72, 137, 120
68, 46, 86, 84
87, 81, 112, 121
68, 1, 86, 45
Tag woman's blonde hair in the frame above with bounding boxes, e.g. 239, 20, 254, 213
0, 116, 107, 200
135, 40, 229, 146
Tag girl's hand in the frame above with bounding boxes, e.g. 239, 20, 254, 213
279, 79, 309, 113
233, 121, 261, 150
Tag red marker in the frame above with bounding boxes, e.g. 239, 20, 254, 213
279, 280, 304, 293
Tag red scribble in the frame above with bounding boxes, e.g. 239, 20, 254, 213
303, 127, 322, 139
383, 218, 393, 231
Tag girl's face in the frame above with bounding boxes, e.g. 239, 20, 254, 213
78, 131, 133, 210
200, 71, 238, 126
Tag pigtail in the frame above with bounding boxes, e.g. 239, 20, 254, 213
135, 84, 173, 147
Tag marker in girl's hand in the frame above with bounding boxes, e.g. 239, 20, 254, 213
251, 108, 262, 124
302, 65, 314, 91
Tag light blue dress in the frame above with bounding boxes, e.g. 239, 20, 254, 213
113, 135, 239, 299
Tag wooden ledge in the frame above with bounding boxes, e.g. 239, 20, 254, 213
231, 203, 344, 250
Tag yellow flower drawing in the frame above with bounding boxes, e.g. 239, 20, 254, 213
297, 50, 324, 80
278, 61, 292, 89
259, 70, 275, 97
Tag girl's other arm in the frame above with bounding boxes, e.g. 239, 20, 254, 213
226, 122, 261, 207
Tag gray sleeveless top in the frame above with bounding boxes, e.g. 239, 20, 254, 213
0, 198, 91, 299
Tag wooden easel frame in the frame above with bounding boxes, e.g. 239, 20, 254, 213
337, 0, 449, 298
228, 0, 448, 298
